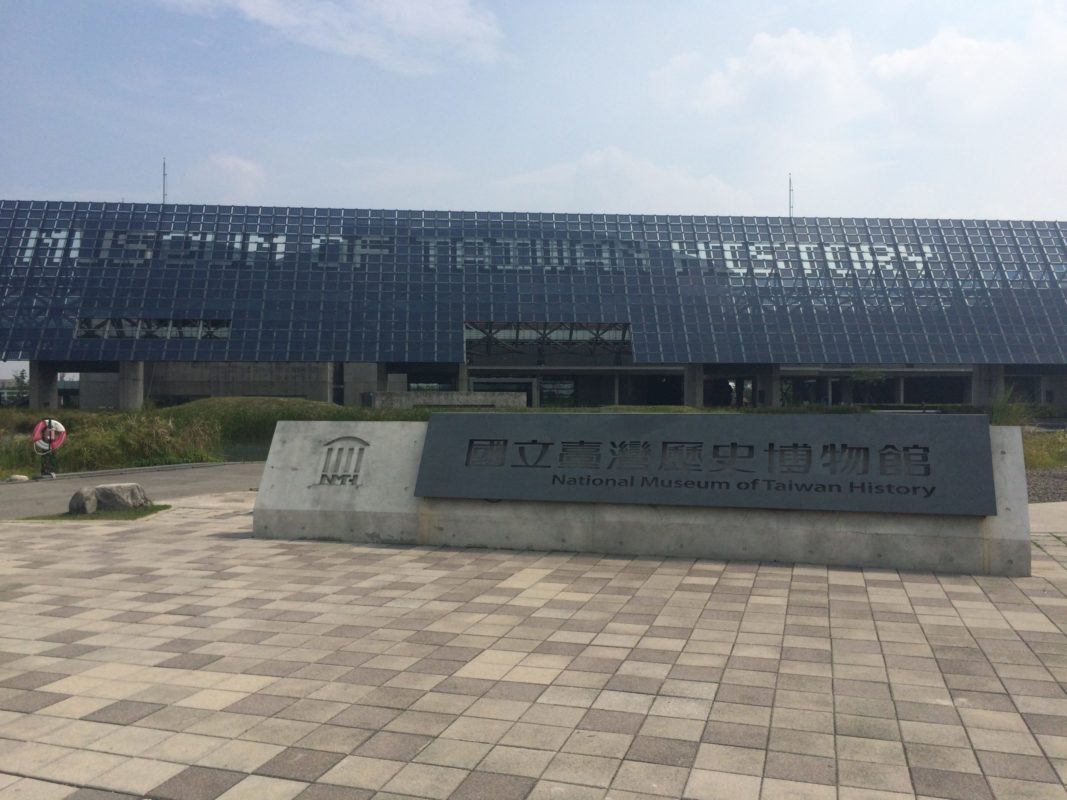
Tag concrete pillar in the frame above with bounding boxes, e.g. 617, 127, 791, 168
343, 362, 387, 405
29, 361, 59, 408
1044, 373, 1067, 411
818, 376, 832, 405
841, 378, 854, 405
118, 362, 144, 410
753, 366, 781, 407
895, 377, 906, 404
457, 363, 469, 392
971, 365, 1006, 406
683, 365, 704, 408
386, 373, 408, 393
613, 374, 620, 406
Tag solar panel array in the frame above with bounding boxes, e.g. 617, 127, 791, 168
2, 200, 1066, 365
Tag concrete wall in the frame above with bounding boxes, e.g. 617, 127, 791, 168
369, 391, 527, 409
1043, 373, 1067, 408
79, 373, 120, 409
254, 421, 1030, 576
972, 365, 1006, 405
343, 362, 386, 405
144, 362, 332, 402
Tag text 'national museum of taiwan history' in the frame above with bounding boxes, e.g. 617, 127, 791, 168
2, 200, 1065, 410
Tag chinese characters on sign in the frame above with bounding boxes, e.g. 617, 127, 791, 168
465, 438, 931, 477
415, 414, 997, 516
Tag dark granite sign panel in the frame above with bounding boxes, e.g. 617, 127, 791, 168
415, 413, 997, 516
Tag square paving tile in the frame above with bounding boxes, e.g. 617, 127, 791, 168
451, 770, 537, 800
254, 747, 345, 781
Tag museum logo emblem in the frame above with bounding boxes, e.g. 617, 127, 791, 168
319, 436, 368, 486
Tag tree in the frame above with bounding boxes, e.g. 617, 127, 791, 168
12, 368, 29, 399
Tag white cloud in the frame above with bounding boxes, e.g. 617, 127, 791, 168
871, 28, 1035, 113
160, 0, 502, 72
650, 29, 882, 121
493, 147, 751, 215
639, 16, 1067, 218
186, 154, 267, 204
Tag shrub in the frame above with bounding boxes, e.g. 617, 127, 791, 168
988, 390, 1033, 427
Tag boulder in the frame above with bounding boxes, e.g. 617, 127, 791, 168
68, 487, 98, 514
94, 483, 151, 511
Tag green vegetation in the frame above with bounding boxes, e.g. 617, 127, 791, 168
163, 396, 430, 446
26, 503, 171, 521
11, 369, 28, 402
1023, 430, 1067, 470
3, 396, 1066, 479
0, 406, 219, 479
988, 390, 1034, 427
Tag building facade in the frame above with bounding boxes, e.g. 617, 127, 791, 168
2, 200, 1066, 409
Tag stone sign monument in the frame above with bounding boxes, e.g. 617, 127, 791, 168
253, 414, 1030, 576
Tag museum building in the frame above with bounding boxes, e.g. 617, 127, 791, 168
2, 200, 1065, 410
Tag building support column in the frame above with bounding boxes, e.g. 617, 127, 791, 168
29, 361, 59, 409
818, 376, 832, 406
457, 363, 469, 392
753, 365, 781, 407
118, 362, 145, 410
841, 378, 854, 405
895, 377, 906, 404
613, 374, 620, 406
683, 365, 704, 408
971, 365, 1006, 406
343, 362, 387, 406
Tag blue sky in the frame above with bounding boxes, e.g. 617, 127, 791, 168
2, 0, 1066, 377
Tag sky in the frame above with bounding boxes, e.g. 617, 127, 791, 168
2, 0, 1067, 377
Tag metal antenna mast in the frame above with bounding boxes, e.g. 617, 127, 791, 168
788, 172, 794, 218
162, 158, 168, 206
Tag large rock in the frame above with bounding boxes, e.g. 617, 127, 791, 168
68, 487, 98, 514
95, 483, 151, 511
69, 483, 152, 514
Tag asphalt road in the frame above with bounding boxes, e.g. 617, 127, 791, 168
0, 462, 265, 519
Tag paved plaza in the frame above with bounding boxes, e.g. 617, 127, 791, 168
0, 491, 1065, 799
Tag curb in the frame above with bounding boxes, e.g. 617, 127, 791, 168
3, 461, 263, 484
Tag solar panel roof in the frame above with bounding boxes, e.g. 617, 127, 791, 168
2, 200, 1066, 366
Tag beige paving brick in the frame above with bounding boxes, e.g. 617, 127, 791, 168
543, 752, 620, 787
478, 744, 555, 777
759, 777, 837, 799
414, 738, 493, 769
381, 762, 468, 799
196, 738, 285, 771
215, 775, 308, 800
0, 778, 77, 799
694, 743, 765, 776
562, 729, 632, 758
94, 756, 187, 795
684, 768, 761, 800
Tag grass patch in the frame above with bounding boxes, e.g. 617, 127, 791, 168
1023, 430, 1067, 470
26, 503, 172, 521
989, 391, 1034, 426
1, 406, 221, 480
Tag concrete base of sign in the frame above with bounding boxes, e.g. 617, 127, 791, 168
253, 422, 1030, 576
